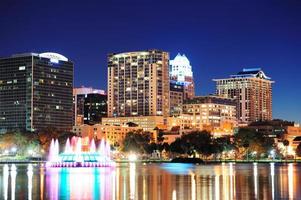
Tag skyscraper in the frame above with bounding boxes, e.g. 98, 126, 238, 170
107, 50, 170, 117
213, 68, 273, 124
0, 52, 73, 132
169, 53, 195, 100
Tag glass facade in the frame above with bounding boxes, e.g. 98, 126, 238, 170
83, 93, 107, 125
0, 53, 73, 132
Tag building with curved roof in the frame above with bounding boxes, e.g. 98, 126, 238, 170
169, 53, 195, 100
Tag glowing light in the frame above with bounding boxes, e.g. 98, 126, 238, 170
3, 164, 9, 200
170, 53, 193, 83
190, 172, 196, 200
10, 164, 17, 200
288, 163, 294, 199
270, 163, 275, 199
47, 137, 115, 167
39, 52, 68, 62
11, 147, 17, 153
253, 162, 258, 199
128, 153, 138, 162
172, 190, 177, 200
129, 163, 136, 199
27, 164, 33, 200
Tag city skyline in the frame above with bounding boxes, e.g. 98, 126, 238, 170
0, 0, 300, 123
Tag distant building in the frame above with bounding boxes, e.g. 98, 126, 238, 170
213, 68, 274, 124
247, 119, 294, 138
169, 81, 184, 116
73, 87, 107, 125
102, 116, 168, 132
72, 124, 141, 146
107, 50, 170, 118
0, 52, 73, 132
169, 53, 195, 100
179, 95, 237, 136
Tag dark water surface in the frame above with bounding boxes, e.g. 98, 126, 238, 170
0, 162, 300, 200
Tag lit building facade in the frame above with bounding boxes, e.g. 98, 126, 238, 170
72, 124, 141, 146
0, 52, 73, 132
102, 116, 167, 132
169, 53, 195, 100
213, 68, 273, 124
107, 50, 170, 118
180, 96, 237, 136
73, 87, 107, 125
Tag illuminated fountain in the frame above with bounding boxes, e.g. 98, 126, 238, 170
47, 137, 114, 167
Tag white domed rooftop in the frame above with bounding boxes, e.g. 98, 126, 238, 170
170, 53, 193, 83
171, 53, 190, 66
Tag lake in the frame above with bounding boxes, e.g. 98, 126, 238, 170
0, 162, 299, 199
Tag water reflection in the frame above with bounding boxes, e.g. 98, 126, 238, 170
1, 163, 301, 199
10, 164, 17, 200
3, 164, 9, 200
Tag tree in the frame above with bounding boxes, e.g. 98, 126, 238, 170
234, 128, 275, 159
296, 143, 301, 157
122, 131, 152, 153
283, 139, 290, 159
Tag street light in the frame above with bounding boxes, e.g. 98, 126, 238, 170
270, 150, 275, 161
128, 153, 137, 162
11, 147, 17, 153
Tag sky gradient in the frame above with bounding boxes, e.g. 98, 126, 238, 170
0, 0, 300, 123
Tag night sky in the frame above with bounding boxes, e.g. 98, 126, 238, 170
0, 0, 300, 123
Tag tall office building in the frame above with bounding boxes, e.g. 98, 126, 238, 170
169, 53, 195, 100
0, 52, 73, 132
73, 87, 107, 125
213, 68, 273, 124
107, 50, 170, 118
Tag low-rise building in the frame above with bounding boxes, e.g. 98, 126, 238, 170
72, 124, 141, 146
179, 95, 237, 136
102, 116, 168, 132
283, 125, 301, 150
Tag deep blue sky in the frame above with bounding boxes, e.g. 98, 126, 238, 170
0, 0, 300, 123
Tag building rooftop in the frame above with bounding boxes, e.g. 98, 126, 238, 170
230, 68, 271, 80
183, 95, 236, 106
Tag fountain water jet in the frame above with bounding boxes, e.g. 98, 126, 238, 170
46, 137, 114, 168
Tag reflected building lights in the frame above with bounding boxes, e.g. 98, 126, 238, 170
10, 164, 17, 200
215, 175, 220, 200
288, 163, 294, 199
3, 164, 9, 200
27, 164, 33, 200
172, 189, 177, 200
190, 172, 196, 200
229, 163, 235, 200
221, 163, 228, 200
253, 163, 258, 199
270, 163, 275, 200
129, 163, 136, 200
40, 167, 45, 200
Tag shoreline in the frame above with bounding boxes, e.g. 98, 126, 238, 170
0, 159, 301, 164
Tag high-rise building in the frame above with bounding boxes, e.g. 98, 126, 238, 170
0, 52, 73, 132
213, 68, 274, 124
169, 53, 195, 100
107, 50, 170, 118
73, 87, 107, 125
